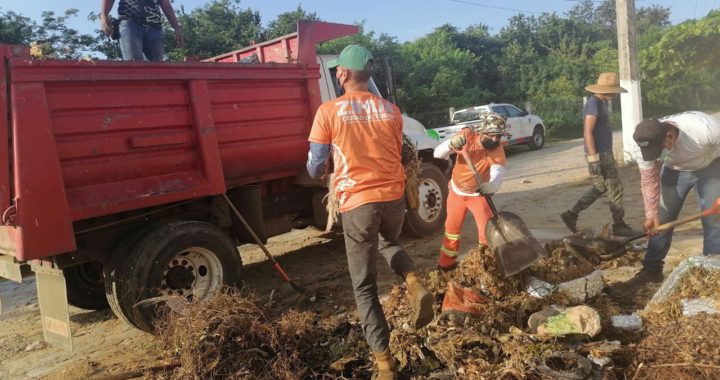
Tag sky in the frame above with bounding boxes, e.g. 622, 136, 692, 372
0, 0, 718, 42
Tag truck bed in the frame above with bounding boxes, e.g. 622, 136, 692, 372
0, 21, 357, 261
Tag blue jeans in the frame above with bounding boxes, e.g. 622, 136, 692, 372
119, 19, 164, 61
643, 157, 720, 270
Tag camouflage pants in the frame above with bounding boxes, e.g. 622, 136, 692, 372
570, 151, 625, 224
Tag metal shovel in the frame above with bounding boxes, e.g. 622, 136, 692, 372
589, 197, 720, 261
459, 151, 547, 277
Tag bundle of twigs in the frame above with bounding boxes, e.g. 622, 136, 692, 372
156, 290, 306, 380
402, 135, 421, 211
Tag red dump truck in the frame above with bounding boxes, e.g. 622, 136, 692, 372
0, 21, 449, 348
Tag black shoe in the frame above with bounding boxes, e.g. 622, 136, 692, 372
561, 211, 578, 233
613, 222, 640, 237
437, 263, 458, 272
607, 267, 664, 302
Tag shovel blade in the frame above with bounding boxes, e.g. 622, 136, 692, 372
486, 211, 547, 277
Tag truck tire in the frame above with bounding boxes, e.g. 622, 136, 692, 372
403, 163, 448, 237
64, 262, 109, 310
106, 225, 157, 328
106, 221, 243, 333
528, 125, 545, 150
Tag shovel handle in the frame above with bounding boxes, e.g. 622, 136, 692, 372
653, 197, 720, 232
458, 150, 499, 216
606, 197, 720, 259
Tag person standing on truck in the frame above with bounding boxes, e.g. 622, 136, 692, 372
306, 44, 434, 380
433, 112, 508, 271
100, 0, 183, 61
560, 72, 637, 237
608, 112, 720, 299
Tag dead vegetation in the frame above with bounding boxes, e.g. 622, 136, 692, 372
631, 267, 720, 379
141, 245, 720, 379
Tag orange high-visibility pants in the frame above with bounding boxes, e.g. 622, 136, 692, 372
438, 187, 493, 267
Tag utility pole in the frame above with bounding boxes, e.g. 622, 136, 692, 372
616, 0, 643, 163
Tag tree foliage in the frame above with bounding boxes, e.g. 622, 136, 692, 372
265, 5, 320, 40
0, 8, 96, 59
0, 8, 34, 45
641, 10, 720, 115
0, 1, 717, 134
165, 0, 263, 60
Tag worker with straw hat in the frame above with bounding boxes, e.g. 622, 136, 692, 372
561, 72, 638, 237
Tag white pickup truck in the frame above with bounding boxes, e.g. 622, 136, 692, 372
427, 103, 546, 151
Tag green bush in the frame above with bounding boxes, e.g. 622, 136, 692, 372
526, 97, 582, 138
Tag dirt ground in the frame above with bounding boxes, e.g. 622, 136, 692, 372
0, 131, 707, 379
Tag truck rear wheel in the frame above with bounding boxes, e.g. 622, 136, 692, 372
403, 163, 448, 237
105, 221, 243, 333
64, 262, 109, 310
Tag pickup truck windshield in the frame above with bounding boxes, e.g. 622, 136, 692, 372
452, 110, 480, 124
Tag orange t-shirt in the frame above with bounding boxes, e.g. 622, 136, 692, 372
308, 90, 405, 212
451, 128, 507, 193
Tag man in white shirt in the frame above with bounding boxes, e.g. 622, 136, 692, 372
610, 111, 720, 297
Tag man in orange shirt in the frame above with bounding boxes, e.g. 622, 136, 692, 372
306, 45, 433, 380
434, 112, 508, 270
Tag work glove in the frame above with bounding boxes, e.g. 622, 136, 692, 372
477, 182, 498, 196
586, 154, 601, 176
449, 135, 466, 150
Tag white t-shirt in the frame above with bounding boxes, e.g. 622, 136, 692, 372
641, 111, 720, 171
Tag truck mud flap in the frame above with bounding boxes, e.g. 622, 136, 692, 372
0, 255, 22, 283
32, 264, 74, 350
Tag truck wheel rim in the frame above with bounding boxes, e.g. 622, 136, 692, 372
418, 177, 442, 223
160, 247, 223, 306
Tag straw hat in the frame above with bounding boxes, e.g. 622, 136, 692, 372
585, 72, 627, 94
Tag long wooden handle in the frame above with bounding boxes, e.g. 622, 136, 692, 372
459, 150, 499, 216
459, 149, 484, 187
655, 198, 720, 232
222, 194, 276, 263
621, 197, 720, 244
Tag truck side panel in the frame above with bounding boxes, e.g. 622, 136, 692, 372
0, 47, 13, 215
6, 59, 320, 261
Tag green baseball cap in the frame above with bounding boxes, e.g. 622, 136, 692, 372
328, 44, 373, 70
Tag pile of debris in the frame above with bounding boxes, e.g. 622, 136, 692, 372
145, 245, 720, 379
152, 291, 372, 379
630, 259, 720, 379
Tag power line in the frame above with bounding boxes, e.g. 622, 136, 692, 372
449, 0, 544, 15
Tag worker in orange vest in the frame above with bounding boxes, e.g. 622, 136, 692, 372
434, 112, 508, 270
307, 44, 434, 380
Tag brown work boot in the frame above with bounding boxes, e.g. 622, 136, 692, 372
607, 267, 664, 303
372, 349, 397, 380
561, 210, 578, 233
404, 272, 435, 329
